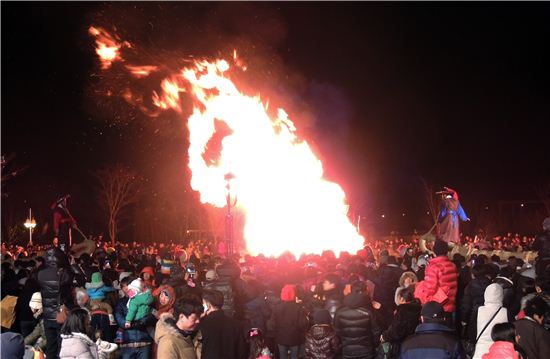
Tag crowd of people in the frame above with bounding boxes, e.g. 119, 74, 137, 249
1, 218, 550, 359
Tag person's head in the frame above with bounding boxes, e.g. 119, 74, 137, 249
433, 240, 448, 257
202, 289, 224, 314
248, 328, 266, 358
420, 301, 445, 324
322, 273, 340, 292
471, 264, 487, 279
280, 284, 297, 302
127, 278, 143, 298
173, 294, 203, 332
158, 288, 173, 306
61, 308, 91, 336
498, 266, 515, 279
524, 296, 549, 325
491, 322, 516, 342
52, 237, 59, 247
491, 255, 501, 264
399, 271, 418, 288
119, 276, 134, 297
313, 309, 332, 326
542, 217, 550, 232
397, 286, 416, 305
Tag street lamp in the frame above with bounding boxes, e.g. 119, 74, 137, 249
23, 208, 37, 246
224, 172, 236, 257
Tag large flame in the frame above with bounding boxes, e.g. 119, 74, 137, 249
90, 27, 364, 257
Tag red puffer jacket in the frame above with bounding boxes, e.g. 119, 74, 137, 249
481, 341, 520, 359
416, 256, 458, 312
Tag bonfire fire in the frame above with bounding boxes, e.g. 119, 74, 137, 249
89, 26, 364, 256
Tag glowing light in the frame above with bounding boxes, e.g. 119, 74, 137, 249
90, 28, 364, 257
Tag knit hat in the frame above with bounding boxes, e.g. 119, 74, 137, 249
91, 272, 102, 284
313, 309, 332, 325
1, 332, 25, 359
28, 292, 42, 311
205, 269, 217, 281
127, 278, 143, 298
280, 284, 296, 302
421, 301, 444, 319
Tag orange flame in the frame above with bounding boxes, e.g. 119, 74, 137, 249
90, 28, 364, 257
88, 26, 129, 69
125, 65, 158, 78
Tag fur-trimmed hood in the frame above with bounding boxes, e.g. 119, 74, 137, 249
155, 312, 187, 343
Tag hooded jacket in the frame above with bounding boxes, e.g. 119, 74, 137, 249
334, 292, 381, 359
304, 324, 341, 359
37, 248, 74, 321
515, 316, 550, 359
154, 312, 200, 359
417, 255, 458, 312
59, 332, 99, 359
472, 284, 508, 359
481, 341, 519, 359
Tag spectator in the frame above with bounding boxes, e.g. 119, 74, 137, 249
514, 297, 550, 359
415, 240, 458, 324
114, 276, 153, 359
152, 285, 176, 318
154, 295, 203, 359
373, 253, 403, 330
394, 271, 418, 306
461, 264, 491, 342
247, 328, 272, 359
400, 301, 465, 359
472, 284, 508, 358
481, 323, 523, 359
304, 309, 341, 359
493, 266, 519, 320
59, 308, 98, 359
24, 292, 47, 352
125, 278, 154, 328
334, 290, 381, 359
37, 247, 74, 359
321, 273, 343, 320
533, 217, 550, 277
381, 286, 421, 357
274, 284, 309, 359
199, 289, 246, 359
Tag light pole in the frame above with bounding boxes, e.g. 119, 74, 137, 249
24, 208, 37, 246
224, 172, 236, 257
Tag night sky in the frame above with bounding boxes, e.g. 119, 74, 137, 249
2, 2, 549, 237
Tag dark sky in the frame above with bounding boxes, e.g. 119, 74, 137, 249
2, 2, 549, 235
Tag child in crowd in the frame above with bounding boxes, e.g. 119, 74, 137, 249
305, 309, 340, 359
86, 272, 116, 323
482, 323, 524, 359
124, 278, 154, 328
248, 328, 272, 359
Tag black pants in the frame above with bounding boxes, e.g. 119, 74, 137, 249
44, 320, 61, 359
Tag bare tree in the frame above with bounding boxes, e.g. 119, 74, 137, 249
95, 165, 140, 245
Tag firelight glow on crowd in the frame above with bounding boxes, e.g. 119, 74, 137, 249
2, 5, 550, 359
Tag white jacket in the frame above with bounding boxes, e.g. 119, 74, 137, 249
473, 283, 509, 358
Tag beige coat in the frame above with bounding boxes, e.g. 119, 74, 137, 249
154, 312, 201, 359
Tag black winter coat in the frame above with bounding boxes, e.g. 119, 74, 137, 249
381, 302, 421, 344
305, 325, 341, 359
274, 301, 310, 347
37, 248, 74, 322
334, 294, 381, 359
460, 276, 491, 341
533, 230, 550, 259
493, 276, 519, 319
199, 309, 247, 359
373, 264, 403, 310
